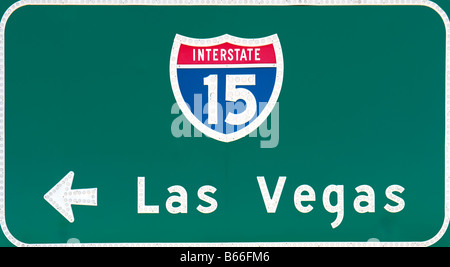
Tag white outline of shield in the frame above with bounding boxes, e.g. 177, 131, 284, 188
169, 33, 284, 142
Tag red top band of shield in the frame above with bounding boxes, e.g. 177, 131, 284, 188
177, 43, 276, 65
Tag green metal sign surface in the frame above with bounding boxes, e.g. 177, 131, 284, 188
0, 0, 449, 246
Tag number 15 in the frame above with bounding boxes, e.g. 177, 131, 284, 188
203, 74, 257, 125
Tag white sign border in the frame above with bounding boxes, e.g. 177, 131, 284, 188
0, 0, 448, 247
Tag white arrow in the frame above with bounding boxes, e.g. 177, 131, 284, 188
44, 171, 97, 223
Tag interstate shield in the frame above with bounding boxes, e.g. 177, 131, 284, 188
169, 34, 283, 142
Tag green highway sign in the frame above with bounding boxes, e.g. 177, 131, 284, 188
0, 0, 449, 247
